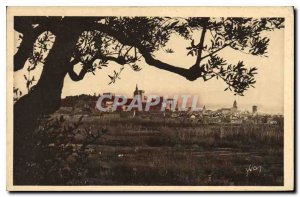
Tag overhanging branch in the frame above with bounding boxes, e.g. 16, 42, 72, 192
68, 65, 88, 81
93, 23, 204, 81
67, 51, 129, 82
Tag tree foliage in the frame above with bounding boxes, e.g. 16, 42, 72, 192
13, 16, 285, 185
14, 16, 284, 96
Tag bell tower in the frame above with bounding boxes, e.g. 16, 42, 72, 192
232, 100, 238, 112
133, 84, 145, 102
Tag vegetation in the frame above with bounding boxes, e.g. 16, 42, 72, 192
26, 114, 283, 185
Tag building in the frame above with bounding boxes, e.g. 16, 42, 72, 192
100, 84, 165, 112
252, 105, 258, 114
133, 84, 145, 102
232, 100, 238, 112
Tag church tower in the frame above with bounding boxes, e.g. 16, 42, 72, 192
133, 84, 145, 102
232, 100, 238, 112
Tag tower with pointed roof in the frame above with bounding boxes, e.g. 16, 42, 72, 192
232, 100, 238, 112
133, 84, 145, 102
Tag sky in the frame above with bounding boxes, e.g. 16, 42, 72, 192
14, 26, 284, 114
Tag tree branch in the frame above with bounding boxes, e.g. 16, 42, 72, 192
200, 44, 229, 60
14, 34, 36, 71
14, 24, 47, 71
92, 23, 204, 81
67, 56, 88, 81
67, 51, 129, 82
123, 46, 133, 58
68, 65, 89, 81
95, 52, 128, 65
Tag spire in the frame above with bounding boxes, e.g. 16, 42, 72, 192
233, 100, 237, 109
134, 84, 138, 97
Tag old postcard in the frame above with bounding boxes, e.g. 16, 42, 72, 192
6, 6, 294, 191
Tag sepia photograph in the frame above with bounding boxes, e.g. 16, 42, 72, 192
6, 6, 294, 191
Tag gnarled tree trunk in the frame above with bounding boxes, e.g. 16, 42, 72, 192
13, 29, 81, 184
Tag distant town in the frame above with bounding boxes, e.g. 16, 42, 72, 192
58, 85, 283, 126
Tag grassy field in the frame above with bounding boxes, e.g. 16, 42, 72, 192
38, 113, 283, 186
